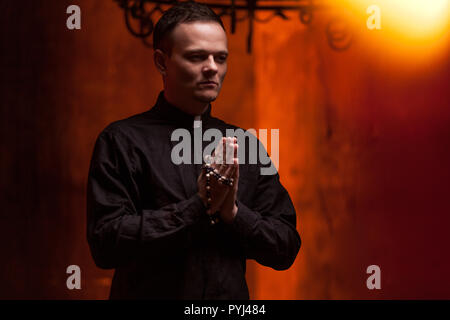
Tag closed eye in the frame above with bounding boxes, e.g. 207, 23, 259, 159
187, 54, 207, 62
215, 55, 228, 63
185, 52, 228, 63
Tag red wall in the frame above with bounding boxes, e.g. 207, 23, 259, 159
0, 1, 448, 299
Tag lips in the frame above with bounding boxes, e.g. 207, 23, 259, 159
199, 81, 217, 85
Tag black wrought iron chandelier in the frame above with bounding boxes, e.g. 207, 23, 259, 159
115, 0, 352, 53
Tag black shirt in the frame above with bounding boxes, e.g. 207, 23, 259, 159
86, 92, 301, 299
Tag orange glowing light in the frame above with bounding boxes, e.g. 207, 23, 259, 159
339, 0, 449, 66
382, 0, 448, 39
345, 0, 449, 39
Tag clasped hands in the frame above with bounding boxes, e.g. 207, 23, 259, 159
197, 137, 239, 224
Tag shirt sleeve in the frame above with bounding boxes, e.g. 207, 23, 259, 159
86, 129, 205, 269
226, 144, 301, 271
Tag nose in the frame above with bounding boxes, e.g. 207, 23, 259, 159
202, 55, 218, 74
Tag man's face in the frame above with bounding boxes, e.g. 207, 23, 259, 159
163, 21, 228, 113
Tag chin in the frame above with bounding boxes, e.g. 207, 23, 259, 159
195, 91, 219, 103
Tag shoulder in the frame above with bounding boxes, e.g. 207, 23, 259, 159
97, 109, 167, 144
100, 111, 150, 136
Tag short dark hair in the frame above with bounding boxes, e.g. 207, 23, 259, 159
153, 1, 226, 54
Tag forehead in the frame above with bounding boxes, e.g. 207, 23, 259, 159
169, 21, 228, 53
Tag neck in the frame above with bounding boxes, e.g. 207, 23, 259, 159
163, 91, 209, 116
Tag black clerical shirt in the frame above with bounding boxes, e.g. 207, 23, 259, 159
86, 92, 301, 299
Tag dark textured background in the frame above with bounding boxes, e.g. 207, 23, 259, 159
1, 1, 449, 299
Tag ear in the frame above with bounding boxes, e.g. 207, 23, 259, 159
153, 49, 167, 76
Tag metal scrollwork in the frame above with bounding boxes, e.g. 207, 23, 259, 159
326, 16, 352, 51
115, 0, 353, 53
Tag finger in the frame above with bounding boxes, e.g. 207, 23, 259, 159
203, 154, 213, 166
225, 137, 234, 165
218, 138, 235, 176
223, 160, 236, 182
213, 138, 224, 164
222, 137, 229, 165
230, 141, 239, 189
217, 138, 229, 175
217, 159, 228, 177
221, 140, 238, 177
235, 156, 239, 181
210, 139, 223, 174
229, 143, 239, 180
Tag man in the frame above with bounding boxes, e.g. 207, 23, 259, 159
87, 1, 301, 299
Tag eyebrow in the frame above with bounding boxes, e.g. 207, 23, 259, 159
184, 49, 228, 56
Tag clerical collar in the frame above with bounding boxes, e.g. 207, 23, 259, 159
150, 91, 212, 127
